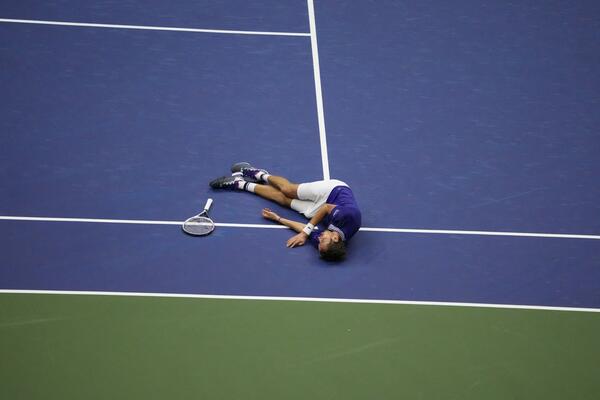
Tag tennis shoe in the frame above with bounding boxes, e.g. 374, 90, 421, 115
209, 175, 243, 190
231, 171, 259, 183
230, 162, 269, 181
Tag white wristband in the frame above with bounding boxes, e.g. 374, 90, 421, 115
302, 223, 315, 236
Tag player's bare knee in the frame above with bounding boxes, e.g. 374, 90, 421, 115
276, 192, 292, 207
281, 184, 298, 199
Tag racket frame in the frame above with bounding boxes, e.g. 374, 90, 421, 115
182, 198, 215, 236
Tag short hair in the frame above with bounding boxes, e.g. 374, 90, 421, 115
320, 240, 346, 262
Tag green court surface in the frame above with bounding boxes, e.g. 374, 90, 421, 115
1, 293, 599, 399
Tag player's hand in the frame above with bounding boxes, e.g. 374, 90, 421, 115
287, 232, 308, 248
262, 208, 280, 222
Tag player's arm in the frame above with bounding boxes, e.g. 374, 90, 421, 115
307, 203, 336, 227
286, 204, 336, 248
262, 208, 304, 232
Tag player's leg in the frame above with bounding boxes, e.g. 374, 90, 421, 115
263, 175, 299, 200
210, 174, 294, 206
228, 163, 347, 212
253, 182, 325, 217
262, 179, 345, 218
209, 172, 319, 216
244, 181, 316, 216
265, 178, 340, 204
252, 184, 292, 207
231, 162, 300, 199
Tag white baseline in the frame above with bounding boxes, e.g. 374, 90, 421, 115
1, 215, 599, 240
0, 18, 311, 37
0, 290, 599, 313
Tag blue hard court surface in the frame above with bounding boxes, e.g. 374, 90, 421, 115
1, 0, 599, 309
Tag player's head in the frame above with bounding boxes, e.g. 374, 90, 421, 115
318, 230, 346, 261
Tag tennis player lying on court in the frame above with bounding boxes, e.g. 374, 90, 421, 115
210, 162, 361, 261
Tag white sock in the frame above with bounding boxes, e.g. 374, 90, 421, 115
241, 182, 256, 192
260, 173, 271, 183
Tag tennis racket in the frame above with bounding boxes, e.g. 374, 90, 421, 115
182, 198, 215, 236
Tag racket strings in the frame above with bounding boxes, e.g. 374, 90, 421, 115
183, 216, 215, 235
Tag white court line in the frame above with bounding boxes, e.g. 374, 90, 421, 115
0, 215, 285, 228
1, 215, 600, 240
360, 227, 600, 240
1, 289, 599, 313
0, 18, 311, 37
307, 0, 331, 180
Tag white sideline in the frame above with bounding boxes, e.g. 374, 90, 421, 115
0, 18, 311, 37
1, 289, 599, 313
1, 215, 600, 240
307, 0, 331, 180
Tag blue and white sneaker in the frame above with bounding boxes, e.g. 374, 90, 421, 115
230, 170, 256, 182
230, 162, 269, 182
209, 175, 243, 190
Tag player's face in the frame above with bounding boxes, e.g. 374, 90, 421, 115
318, 230, 337, 252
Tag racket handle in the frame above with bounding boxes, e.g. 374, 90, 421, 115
203, 198, 213, 212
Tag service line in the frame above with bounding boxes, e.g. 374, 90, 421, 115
0, 18, 311, 37
1, 215, 599, 240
